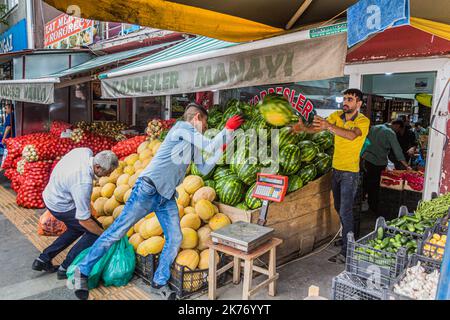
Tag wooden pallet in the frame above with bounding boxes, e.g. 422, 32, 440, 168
0, 185, 151, 300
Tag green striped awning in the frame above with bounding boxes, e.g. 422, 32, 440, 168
98, 37, 239, 79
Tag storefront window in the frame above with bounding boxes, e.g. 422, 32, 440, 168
220, 76, 349, 110
70, 83, 89, 123
135, 96, 166, 127
171, 93, 196, 119
92, 81, 118, 122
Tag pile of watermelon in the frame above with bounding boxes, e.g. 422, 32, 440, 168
192, 95, 334, 210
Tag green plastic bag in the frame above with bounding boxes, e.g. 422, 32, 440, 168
67, 241, 118, 290
102, 237, 136, 287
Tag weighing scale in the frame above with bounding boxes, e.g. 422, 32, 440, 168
211, 173, 288, 253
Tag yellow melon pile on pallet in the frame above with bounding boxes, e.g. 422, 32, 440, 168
90, 139, 162, 230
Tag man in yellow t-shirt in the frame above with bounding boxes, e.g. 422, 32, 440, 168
292, 89, 370, 264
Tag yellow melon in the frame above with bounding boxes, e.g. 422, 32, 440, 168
101, 183, 116, 198
137, 236, 165, 256
190, 195, 195, 207
134, 217, 146, 233
139, 148, 153, 161
119, 160, 126, 169
102, 216, 114, 229
137, 141, 150, 154
177, 203, 185, 218
176, 249, 200, 270
192, 187, 216, 204
195, 199, 215, 222
146, 212, 156, 219
197, 225, 212, 251
93, 197, 108, 216
125, 153, 139, 166
198, 249, 220, 269
212, 204, 219, 214
108, 170, 122, 184
103, 197, 121, 216
114, 184, 130, 203
124, 165, 135, 176
129, 233, 144, 251
96, 216, 106, 225
181, 227, 198, 249
180, 213, 201, 230
139, 216, 163, 239
148, 139, 160, 152
91, 186, 102, 202
133, 160, 143, 171
98, 176, 110, 187
209, 213, 231, 231
123, 188, 132, 203
112, 205, 124, 220
116, 173, 130, 186
126, 227, 134, 238
128, 173, 139, 188
151, 141, 162, 155
141, 157, 152, 168
183, 175, 204, 194
176, 189, 191, 207
184, 206, 196, 215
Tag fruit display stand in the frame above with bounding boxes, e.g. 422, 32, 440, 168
215, 172, 340, 265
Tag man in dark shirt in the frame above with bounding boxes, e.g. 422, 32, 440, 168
390, 119, 417, 169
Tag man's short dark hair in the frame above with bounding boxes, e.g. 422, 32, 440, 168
183, 103, 208, 121
414, 122, 422, 128
392, 119, 405, 128
343, 88, 364, 101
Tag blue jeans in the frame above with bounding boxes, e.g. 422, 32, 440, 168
78, 177, 182, 286
331, 169, 359, 257
39, 208, 99, 269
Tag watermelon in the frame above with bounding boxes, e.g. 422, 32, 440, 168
325, 147, 334, 157
258, 94, 293, 127
204, 179, 216, 189
218, 178, 244, 206
315, 153, 332, 175
236, 202, 249, 210
278, 127, 300, 149
312, 131, 334, 151
245, 183, 263, 209
299, 164, 317, 184
288, 175, 303, 193
237, 157, 261, 185
296, 130, 308, 142
297, 140, 315, 149
230, 146, 248, 174
190, 163, 214, 180
214, 167, 233, 182
300, 144, 319, 163
280, 144, 302, 175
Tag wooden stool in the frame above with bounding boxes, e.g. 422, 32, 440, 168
207, 238, 283, 300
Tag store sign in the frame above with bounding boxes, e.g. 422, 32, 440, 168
249, 87, 315, 121
0, 83, 54, 104
0, 19, 28, 54
101, 33, 347, 99
310, 23, 347, 39
347, 0, 410, 47
44, 14, 94, 49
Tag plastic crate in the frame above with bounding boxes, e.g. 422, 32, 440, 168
346, 217, 422, 287
385, 206, 436, 239
390, 254, 441, 300
168, 254, 228, 299
332, 271, 389, 300
135, 254, 159, 284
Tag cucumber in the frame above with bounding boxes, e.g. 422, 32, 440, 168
377, 227, 384, 240
406, 224, 416, 232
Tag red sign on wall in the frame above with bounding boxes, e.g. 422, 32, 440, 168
44, 14, 94, 49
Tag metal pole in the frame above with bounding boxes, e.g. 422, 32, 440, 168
436, 209, 450, 300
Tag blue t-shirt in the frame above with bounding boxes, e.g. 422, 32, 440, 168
3, 113, 15, 138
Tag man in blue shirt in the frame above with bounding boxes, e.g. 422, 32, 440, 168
1, 102, 14, 144
73, 104, 244, 300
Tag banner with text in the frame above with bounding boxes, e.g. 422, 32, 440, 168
0, 82, 55, 104
101, 33, 347, 99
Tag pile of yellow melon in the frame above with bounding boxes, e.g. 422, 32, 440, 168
126, 174, 232, 291
90, 139, 162, 229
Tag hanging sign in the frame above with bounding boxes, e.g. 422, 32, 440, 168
0, 19, 28, 54
0, 82, 55, 104
347, 0, 410, 47
44, 14, 94, 49
101, 33, 347, 99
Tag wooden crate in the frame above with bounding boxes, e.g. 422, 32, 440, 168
215, 172, 340, 265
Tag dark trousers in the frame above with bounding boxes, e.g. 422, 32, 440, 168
332, 169, 359, 257
362, 160, 386, 214
39, 208, 98, 269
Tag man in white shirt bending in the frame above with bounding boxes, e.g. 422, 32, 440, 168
32, 148, 118, 280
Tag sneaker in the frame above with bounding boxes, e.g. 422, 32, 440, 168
150, 282, 176, 300
57, 266, 68, 280
73, 270, 89, 300
328, 253, 346, 264
32, 258, 59, 273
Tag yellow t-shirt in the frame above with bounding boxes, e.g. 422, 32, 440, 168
327, 111, 370, 173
